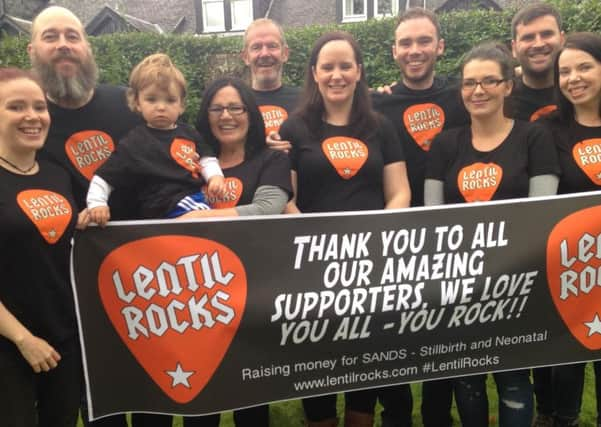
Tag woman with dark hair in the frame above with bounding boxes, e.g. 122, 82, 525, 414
0, 67, 89, 426
181, 77, 292, 426
540, 31, 601, 427
424, 42, 559, 427
280, 31, 411, 427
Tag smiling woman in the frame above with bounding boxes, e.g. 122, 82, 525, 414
279, 31, 411, 427
424, 43, 560, 427
0, 67, 89, 427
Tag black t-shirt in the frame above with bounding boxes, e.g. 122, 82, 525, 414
38, 84, 143, 216
372, 76, 470, 206
505, 78, 557, 122
253, 86, 301, 135
281, 114, 404, 213
0, 161, 77, 352
544, 118, 601, 194
426, 120, 559, 204
203, 148, 292, 208
96, 124, 214, 219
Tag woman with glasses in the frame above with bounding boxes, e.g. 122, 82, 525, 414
538, 32, 601, 427
424, 42, 559, 427
279, 31, 411, 427
181, 77, 292, 427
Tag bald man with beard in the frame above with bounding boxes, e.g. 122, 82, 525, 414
29, 6, 142, 221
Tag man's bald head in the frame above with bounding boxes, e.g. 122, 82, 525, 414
31, 6, 85, 41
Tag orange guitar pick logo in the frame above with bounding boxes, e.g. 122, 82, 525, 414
65, 130, 115, 180
322, 137, 368, 179
171, 138, 200, 178
403, 103, 445, 151
98, 235, 247, 403
203, 177, 243, 209
530, 105, 557, 122
547, 206, 601, 349
259, 105, 288, 136
458, 162, 503, 202
16, 190, 72, 244
573, 138, 601, 186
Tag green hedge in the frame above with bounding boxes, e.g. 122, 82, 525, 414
1, 0, 600, 122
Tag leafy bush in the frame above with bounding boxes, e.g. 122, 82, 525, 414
1, 0, 599, 122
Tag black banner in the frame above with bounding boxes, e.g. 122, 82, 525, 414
71, 192, 601, 419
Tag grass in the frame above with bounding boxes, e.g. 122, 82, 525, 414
80, 364, 600, 426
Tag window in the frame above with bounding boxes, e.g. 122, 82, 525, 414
201, 0, 253, 33
375, 0, 399, 17
202, 0, 225, 32
341, 0, 400, 22
231, 0, 253, 30
342, 0, 367, 22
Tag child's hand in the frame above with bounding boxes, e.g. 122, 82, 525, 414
207, 175, 226, 198
89, 206, 111, 227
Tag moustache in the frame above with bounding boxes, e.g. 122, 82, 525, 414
256, 59, 277, 67
527, 46, 553, 56
51, 52, 82, 65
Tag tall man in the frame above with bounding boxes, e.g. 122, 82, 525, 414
373, 8, 469, 207
28, 6, 142, 220
506, 3, 564, 121
242, 18, 299, 139
28, 6, 170, 427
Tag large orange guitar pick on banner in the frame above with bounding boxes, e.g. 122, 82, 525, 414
458, 162, 503, 203
403, 103, 445, 151
16, 189, 72, 244
171, 138, 200, 178
65, 130, 115, 180
322, 136, 368, 180
203, 177, 243, 209
573, 138, 601, 186
98, 235, 247, 403
547, 206, 601, 350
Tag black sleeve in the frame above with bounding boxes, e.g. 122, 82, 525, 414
426, 131, 453, 181
378, 115, 405, 165
258, 149, 293, 199
526, 122, 561, 177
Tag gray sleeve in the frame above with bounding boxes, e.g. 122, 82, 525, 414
234, 185, 288, 216
424, 179, 445, 206
529, 174, 559, 197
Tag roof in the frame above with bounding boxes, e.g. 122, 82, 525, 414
267, 0, 336, 28
50, 0, 196, 33
0, 14, 32, 35
85, 5, 164, 35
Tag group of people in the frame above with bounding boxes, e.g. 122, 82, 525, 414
0, 2, 600, 427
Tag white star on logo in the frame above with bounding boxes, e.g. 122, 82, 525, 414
166, 362, 195, 388
343, 168, 351, 175
48, 229, 56, 238
596, 172, 601, 179
585, 313, 601, 337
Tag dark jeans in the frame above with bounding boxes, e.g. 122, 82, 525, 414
0, 339, 81, 427
302, 395, 338, 421
533, 367, 553, 416
455, 370, 533, 427
553, 363, 585, 426
421, 379, 453, 427
345, 385, 413, 427
183, 405, 269, 427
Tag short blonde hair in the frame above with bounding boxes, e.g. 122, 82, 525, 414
242, 18, 287, 50
126, 53, 187, 111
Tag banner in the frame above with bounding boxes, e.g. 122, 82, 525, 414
71, 192, 601, 419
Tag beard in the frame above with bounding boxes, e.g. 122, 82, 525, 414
31, 49, 98, 105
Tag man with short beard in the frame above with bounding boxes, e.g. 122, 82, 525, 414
28, 6, 142, 220
372, 8, 469, 208
505, 3, 565, 121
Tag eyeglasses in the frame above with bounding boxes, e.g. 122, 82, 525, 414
207, 105, 247, 116
461, 77, 506, 91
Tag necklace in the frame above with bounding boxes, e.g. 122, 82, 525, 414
0, 155, 36, 174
